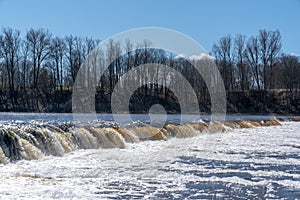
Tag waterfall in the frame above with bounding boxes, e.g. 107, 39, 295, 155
0, 118, 285, 164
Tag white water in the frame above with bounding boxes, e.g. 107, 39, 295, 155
0, 122, 299, 199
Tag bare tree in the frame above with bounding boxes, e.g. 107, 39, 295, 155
281, 54, 300, 92
212, 35, 235, 90
20, 39, 30, 108
234, 34, 250, 91
245, 36, 261, 90
26, 28, 51, 110
50, 37, 65, 92
0, 34, 4, 90
106, 39, 116, 94
65, 35, 76, 85
258, 29, 281, 89
0, 28, 21, 109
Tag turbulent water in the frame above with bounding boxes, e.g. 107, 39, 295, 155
0, 113, 299, 199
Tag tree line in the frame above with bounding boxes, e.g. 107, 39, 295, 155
212, 30, 300, 92
211, 30, 300, 113
0, 27, 299, 113
0, 28, 99, 111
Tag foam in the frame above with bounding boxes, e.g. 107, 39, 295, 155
0, 119, 284, 163
0, 122, 299, 198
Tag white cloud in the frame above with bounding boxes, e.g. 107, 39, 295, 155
290, 53, 300, 57
188, 53, 215, 60
174, 54, 186, 59
175, 53, 215, 61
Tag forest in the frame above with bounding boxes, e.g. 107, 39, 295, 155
0, 27, 299, 114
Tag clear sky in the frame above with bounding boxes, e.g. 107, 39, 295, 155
0, 0, 299, 55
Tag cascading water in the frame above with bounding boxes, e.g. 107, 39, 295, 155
0, 118, 284, 164
0, 114, 299, 199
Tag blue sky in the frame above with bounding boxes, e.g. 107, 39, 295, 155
0, 0, 299, 55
